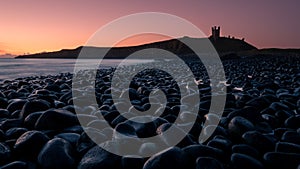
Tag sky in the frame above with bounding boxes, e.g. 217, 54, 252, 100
0, 0, 300, 56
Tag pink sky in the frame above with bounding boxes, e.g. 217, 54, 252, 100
0, 0, 299, 55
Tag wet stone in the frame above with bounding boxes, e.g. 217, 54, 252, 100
62, 125, 84, 134
76, 132, 96, 156
54, 133, 80, 147
207, 138, 232, 152
0, 98, 8, 109
284, 115, 300, 129
0, 161, 27, 169
0, 109, 9, 118
38, 138, 75, 169
0, 129, 5, 141
0, 119, 23, 131
281, 131, 300, 145
5, 127, 28, 139
261, 114, 280, 129
202, 125, 228, 139
245, 96, 270, 111
231, 153, 263, 169
242, 131, 275, 153
10, 110, 21, 119
143, 147, 191, 169
182, 144, 224, 162
35, 109, 79, 130
78, 145, 121, 169
0, 142, 11, 164
196, 157, 224, 169
274, 128, 293, 138
275, 142, 300, 153
264, 152, 300, 169
14, 130, 50, 160
228, 116, 255, 139
232, 144, 259, 159
269, 102, 290, 111
6, 100, 28, 114
23, 111, 44, 129
275, 109, 294, 122
227, 106, 261, 123
114, 122, 137, 138
19, 99, 50, 119
121, 156, 145, 169
255, 122, 273, 133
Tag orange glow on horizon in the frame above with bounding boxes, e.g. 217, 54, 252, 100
114, 34, 172, 47
0, 0, 299, 56
2, 35, 174, 56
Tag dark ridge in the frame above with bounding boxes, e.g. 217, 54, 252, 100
15, 36, 257, 59
209, 37, 257, 53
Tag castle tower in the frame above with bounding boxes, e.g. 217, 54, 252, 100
211, 26, 220, 41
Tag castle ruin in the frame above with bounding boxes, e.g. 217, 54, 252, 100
211, 26, 220, 41
211, 26, 245, 42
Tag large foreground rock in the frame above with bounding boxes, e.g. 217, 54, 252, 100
78, 145, 121, 169
20, 99, 50, 119
35, 109, 79, 130
14, 130, 49, 160
38, 138, 75, 169
143, 147, 191, 169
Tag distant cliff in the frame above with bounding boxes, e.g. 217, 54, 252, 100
15, 37, 257, 59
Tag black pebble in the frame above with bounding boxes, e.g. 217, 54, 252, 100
196, 157, 224, 169
231, 153, 263, 169
143, 147, 191, 169
264, 152, 300, 169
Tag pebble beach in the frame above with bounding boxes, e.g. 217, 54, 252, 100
0, 55, 300, 169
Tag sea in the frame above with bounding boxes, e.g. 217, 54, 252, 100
0, 58, 153, 80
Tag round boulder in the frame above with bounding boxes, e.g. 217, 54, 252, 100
143, 147, 191, 169
78, 145, 121, 169
38, 138, 75, 169
19, 99, 50, 119
14, 130, 49, 160
196, 157, 224, 169
231, 153, 263, 169
35, 109, 79, 130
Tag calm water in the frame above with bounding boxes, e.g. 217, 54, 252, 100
0, 58, 153, 80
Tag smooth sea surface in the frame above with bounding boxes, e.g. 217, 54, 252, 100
0, 58, 153, 80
